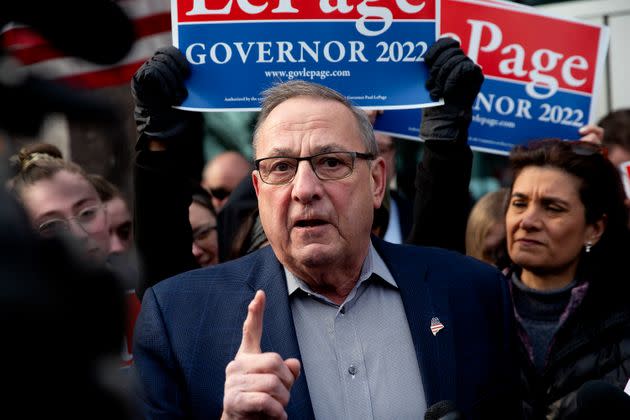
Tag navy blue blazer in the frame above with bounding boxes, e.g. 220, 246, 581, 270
133, 238, 518, 419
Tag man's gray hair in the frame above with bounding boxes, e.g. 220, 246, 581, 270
253, 80, 377, 158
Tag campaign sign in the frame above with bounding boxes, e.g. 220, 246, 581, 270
374, 108, 421, 140
375, 0, 609, 155
171, 0, 441, 111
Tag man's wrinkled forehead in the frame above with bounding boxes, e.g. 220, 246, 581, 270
256, 96, 359, 154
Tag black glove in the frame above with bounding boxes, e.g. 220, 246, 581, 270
421, 37, 484, 143
131, 46, 195, 144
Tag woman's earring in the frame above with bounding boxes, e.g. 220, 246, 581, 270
585, 242, 593, 253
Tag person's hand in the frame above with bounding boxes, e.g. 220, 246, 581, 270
421, 37, 484, 143
131, 46, 193, 143
578, 124, 604, 144
222, 291, 301, 420
425, 37, 484, 109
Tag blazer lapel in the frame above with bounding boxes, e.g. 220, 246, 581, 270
246, 247, 315, 419
373, 239, 458, 406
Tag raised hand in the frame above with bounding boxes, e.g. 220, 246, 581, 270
222, 291, 301, 420
131, 46, 193, 141
578, 124, 604, 144
425, 37, 484, 109
421, 37, 484, 143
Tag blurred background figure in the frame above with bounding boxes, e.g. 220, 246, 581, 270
5, 144, 133, 416
1, 1, 137, 417
465, 188, 509, 269
9, 144, 142, 368
0, 190, 129, 418
201, 150, 252, 212
9, 143, 111, 263
374, 132, 413, 244
504, 139, 630, 419
87, 173, 141, 370
190, 191, 219, 267
598, 108, 630, 166
88, 174, 133, 254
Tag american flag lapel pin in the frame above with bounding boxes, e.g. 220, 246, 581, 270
430, 317, 444, 336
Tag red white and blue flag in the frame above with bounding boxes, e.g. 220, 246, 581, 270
0, 0, 172, 89
430, 316, 444, 336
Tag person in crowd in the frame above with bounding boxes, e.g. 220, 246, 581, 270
201, 150, 252, 212
87, 173, 143, 368
504, 139, 630, 419
134, 40, 520, 419
8, 144, 144, 369
189, 190, 220, 267
88, 174, 134, 254
0, 183, 130, 419
372, 132, 413, 243
465, 188, 510, 269
597, 108, 630, 166
405, 39, 479, 253
132, 73, 208, 298
132, 36, 479, 285
9, 143, 110, 263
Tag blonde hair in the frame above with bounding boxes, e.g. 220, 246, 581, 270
465, 188, 508, 264
8, 143, 91, 201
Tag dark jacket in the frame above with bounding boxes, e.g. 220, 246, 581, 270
133, 117, 205, 299
134, 239, 520, 419
511, 276, 630, 419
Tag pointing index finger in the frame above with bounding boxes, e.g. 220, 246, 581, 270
238, 290, 265, 355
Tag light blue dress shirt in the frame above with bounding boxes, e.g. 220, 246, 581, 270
285, 242, 426, 419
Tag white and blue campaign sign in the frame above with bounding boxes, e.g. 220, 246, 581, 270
374, 108, 421, 140
171, 0, 441, 111
375, 0, 609, 155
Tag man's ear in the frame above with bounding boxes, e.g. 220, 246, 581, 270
371, 156, 386, 209
252, 170, 261, 198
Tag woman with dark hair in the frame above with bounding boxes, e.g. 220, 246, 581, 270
504, 139, 630, 419
190, 190, 219, 267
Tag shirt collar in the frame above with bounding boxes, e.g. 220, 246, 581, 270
285, 240, 397, 296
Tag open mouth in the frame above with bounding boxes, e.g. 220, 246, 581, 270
295, 219, 327, 228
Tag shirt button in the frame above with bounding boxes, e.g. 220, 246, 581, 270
348, 365, 357, 375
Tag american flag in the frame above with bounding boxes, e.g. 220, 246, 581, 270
0, 0, 172, 89
430, 317, 444, 336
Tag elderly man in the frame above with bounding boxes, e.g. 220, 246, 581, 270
133, 42, 518, 419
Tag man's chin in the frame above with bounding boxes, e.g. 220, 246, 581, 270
293, 243, 338, 268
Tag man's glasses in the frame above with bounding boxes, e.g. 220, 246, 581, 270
38, 204, 106, 238
192, 223, 217, 243
255, 151, 374, 185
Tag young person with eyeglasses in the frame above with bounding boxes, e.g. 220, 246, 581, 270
190, 192, 219, 267
9, 144, 110, 263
